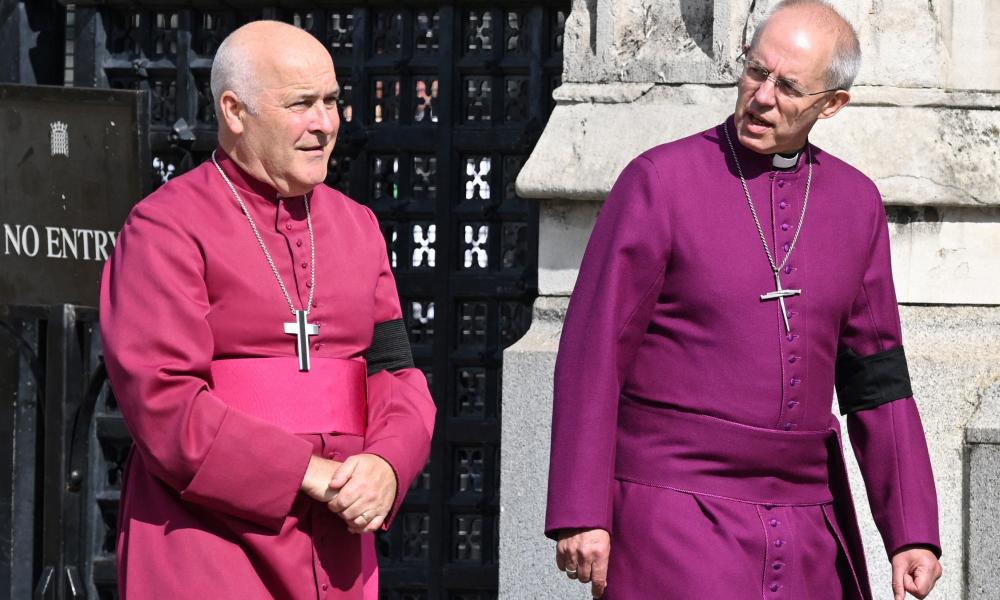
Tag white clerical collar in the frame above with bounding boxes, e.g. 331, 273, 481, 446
772, 150, 801, 170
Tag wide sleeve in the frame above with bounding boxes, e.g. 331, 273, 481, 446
545, 156, 670, 538
99, 200, 314, 532
359, 208, 436, 528
839, 191, 941, 559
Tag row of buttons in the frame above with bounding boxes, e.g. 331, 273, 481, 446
764, 505, 788, 596
777, 177, 801, 432
318, 445, 343, 594
279, 200, 324, 354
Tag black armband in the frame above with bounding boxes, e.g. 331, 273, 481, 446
364, 318, 415, 375
835, 346, 913, 415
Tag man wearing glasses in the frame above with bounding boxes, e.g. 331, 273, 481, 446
546, 1, 943, 598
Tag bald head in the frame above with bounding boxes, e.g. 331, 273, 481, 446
211, 20, 332, 115
750, 0, 861, 90
211, 20, 340, 196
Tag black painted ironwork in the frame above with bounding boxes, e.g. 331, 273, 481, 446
4, 2, 566, 597
0, 1, 66, 85
0, 307, 44, 600
0, 305, 114, 599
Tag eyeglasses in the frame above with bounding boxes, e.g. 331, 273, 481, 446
736, 54, 840, 99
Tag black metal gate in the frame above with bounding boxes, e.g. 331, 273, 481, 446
1, 305, 116, 599
3, 2, 566, 598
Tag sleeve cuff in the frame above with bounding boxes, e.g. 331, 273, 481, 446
888, 541, 942, 560
362, 369, 435, 528
362, 441, 408, 528
180, 408, 313, 531
544, 519, 613, 541
544, 485, 615, 540
884, 529, 943, 561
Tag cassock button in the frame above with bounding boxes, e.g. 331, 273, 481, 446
789, 378, 798, 387
301, 261, 308, 269
306, 282, 313, 288
770, 583, 780, 592
774, 539, 785, 547
787, 401, 798, 409
321, 583, 329, 591
783, 422, 795, 431
778, 180, 786, 188
784, 265, 794, 275
772, 562, 784, 571
285, 223, 293, 231
769, 518, 779, 527
779, 201, 788, 209
781, 223, 790, 231
312, 301, 319, 308
296, 239, 303, 247
788, 356, 797, 363
782, 242, 791, 252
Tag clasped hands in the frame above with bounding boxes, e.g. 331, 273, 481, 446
300, 453, 396, 533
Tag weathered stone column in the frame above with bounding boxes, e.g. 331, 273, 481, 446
964, 385, 1000, 600
500, 1, 1000, 598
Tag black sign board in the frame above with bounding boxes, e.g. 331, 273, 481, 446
0, 84, 149, 308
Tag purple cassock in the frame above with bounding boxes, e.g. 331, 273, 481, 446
545, 117, 941, 599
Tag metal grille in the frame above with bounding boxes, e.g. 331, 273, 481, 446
68, 3, 567, 597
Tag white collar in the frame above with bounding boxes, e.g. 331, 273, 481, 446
772, 151, 801, 170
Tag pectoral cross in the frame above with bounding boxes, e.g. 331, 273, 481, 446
759, 270, 801, 334
284, 310, 320, 371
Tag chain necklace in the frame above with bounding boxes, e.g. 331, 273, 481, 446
722, 126, 813, 334
211, 150, 319, 371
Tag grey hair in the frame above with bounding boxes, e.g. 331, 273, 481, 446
749, 0, 862, 91
210, 31, 260, 114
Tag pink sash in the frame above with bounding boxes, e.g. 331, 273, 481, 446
210, 357, 367, 435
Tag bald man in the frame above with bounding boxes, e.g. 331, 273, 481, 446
100, 21, 435, 599
546, 2, 942, 599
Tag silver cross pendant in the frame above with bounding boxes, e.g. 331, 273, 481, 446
760, 271, 801, 334
284, 310, 320, 371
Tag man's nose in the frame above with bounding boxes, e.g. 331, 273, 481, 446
753, 77, 777, 106
310, 104, 339, 135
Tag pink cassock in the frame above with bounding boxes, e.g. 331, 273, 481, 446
546, 118, 941, 599
100, 149, 436, 599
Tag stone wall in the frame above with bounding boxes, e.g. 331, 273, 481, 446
500, 1, 1000, 598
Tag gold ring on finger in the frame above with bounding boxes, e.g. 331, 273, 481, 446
361, 511, 372, 524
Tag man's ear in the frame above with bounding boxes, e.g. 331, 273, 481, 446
817, 89, 850, 120
218, 90, 247, 134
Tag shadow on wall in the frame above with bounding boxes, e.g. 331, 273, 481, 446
679, 0, 714, 57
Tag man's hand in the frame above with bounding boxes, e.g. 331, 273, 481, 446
891, 547, 942, 600
555, 528, 610, 599
300, 455, 343, 503
327, 453, 397, 533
